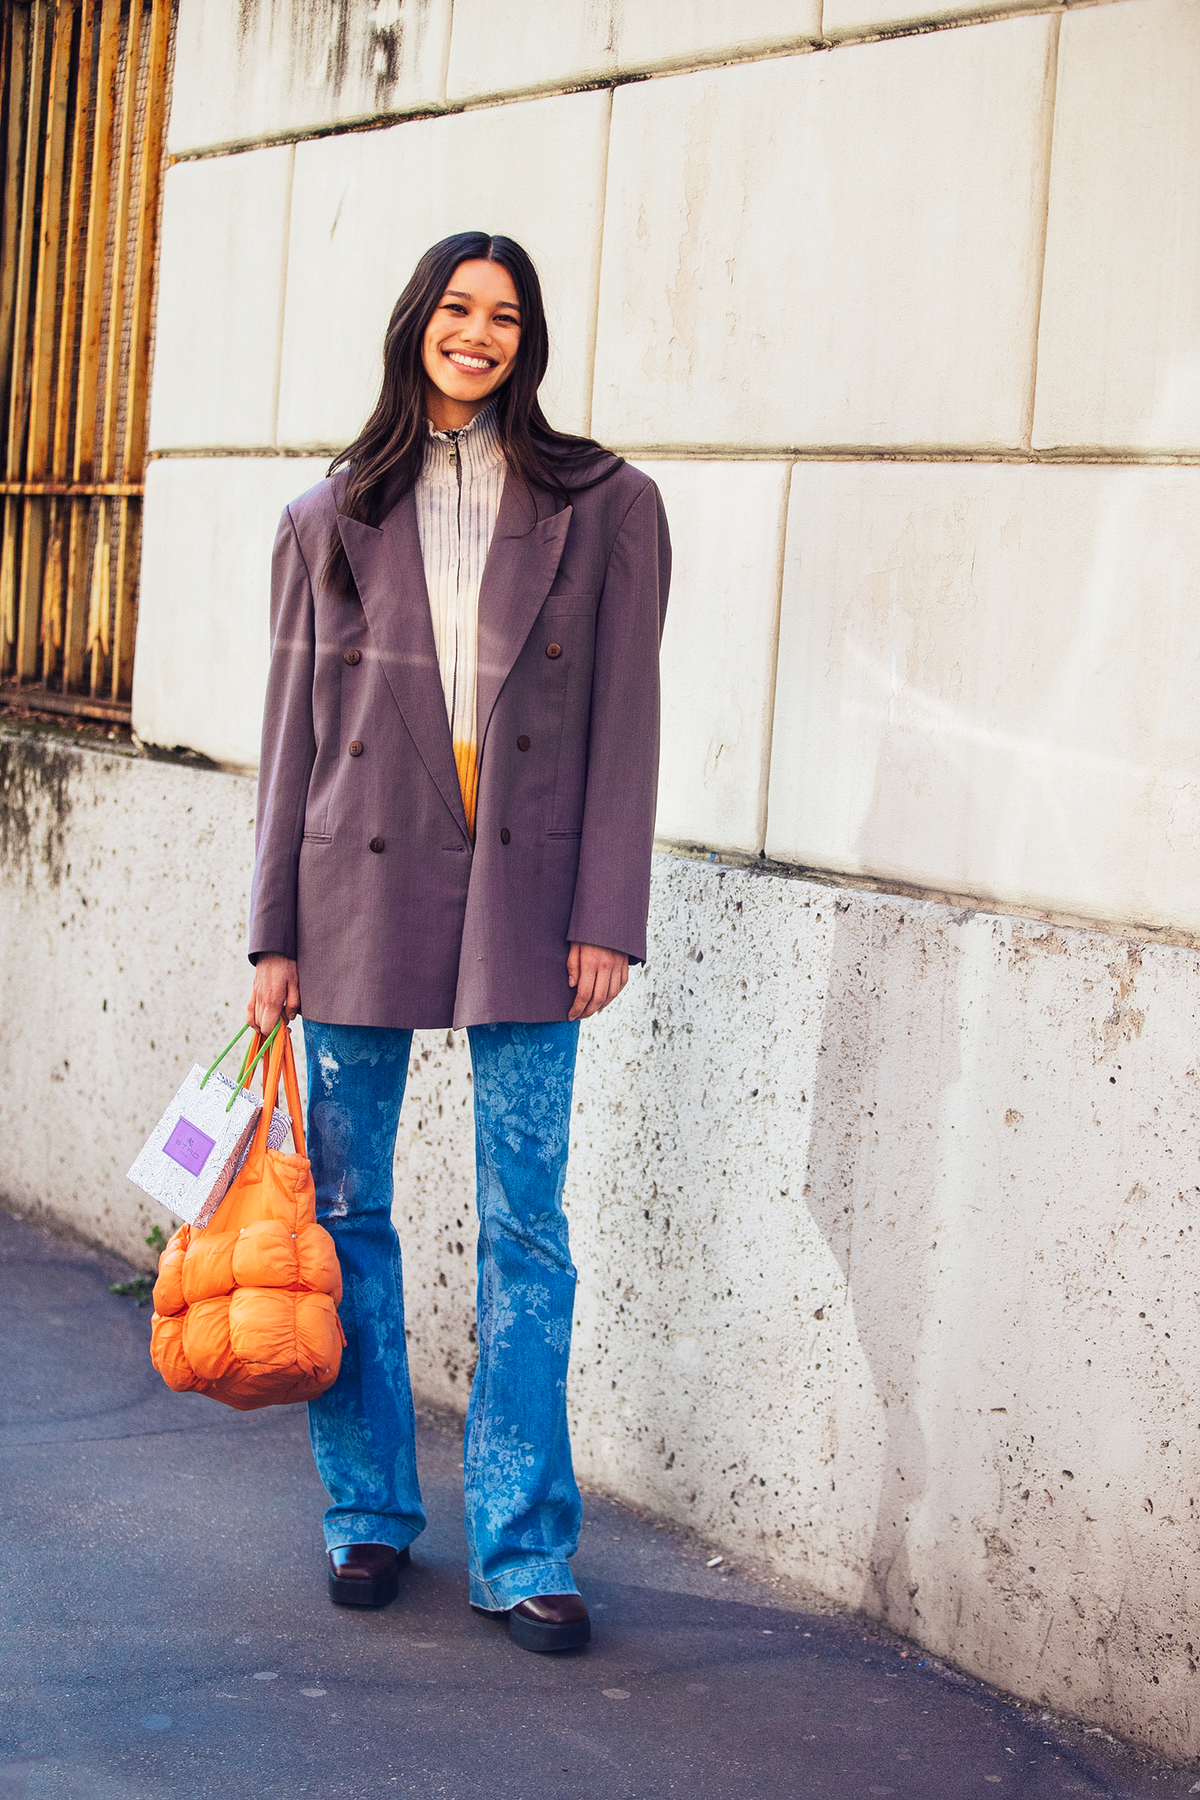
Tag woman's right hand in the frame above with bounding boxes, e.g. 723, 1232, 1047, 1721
247, 954, 300, 1034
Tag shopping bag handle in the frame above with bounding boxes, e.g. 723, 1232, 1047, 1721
237, 1021, 281, 1103
198, 1020, 281, 1113
247, 1022, 306, 1160
199, 1021, 252, 1091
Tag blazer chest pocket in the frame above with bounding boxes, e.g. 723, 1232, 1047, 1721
540, 594, 595, 616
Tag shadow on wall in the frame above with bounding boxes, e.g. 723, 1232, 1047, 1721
800, 892, 952, 1635
562, 852, 1200, 1753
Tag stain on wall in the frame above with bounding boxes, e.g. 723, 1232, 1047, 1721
169, 0, 451, 152
0, 732, 74, 889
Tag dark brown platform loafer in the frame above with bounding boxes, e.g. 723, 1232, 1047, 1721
508, 1592, 591, 1654
327, 1543, 409, 1609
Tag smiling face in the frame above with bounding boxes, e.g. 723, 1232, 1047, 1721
421, 258, 522, 431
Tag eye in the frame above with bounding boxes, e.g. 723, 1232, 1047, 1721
494, 312, 520, 328
441, 301, 467, 315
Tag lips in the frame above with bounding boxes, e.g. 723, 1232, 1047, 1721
444, 350, 495, 373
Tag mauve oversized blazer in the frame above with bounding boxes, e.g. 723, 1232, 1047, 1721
248, 453, 671, 1029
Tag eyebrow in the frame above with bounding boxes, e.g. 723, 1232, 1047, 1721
444, 288, 521, 312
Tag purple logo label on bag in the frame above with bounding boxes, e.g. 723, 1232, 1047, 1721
163, 1116, 216, 1178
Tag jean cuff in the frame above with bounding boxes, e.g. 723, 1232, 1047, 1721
323, 1511, 423, 1555
469, 1560, 579, 1612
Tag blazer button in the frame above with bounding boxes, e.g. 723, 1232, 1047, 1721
517, 735, 530, 752
348, 740, 363, 757
369, 836, 385, 853
500, 828, 511, 844
343, 649, 361, 666
545, 642, 562, 659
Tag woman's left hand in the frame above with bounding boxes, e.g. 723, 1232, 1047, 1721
567, 943, 629, 1021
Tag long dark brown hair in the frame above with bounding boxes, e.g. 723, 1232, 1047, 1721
325, 231, 618, 596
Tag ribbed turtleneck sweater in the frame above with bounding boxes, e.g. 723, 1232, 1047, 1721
414, 401, 507, 838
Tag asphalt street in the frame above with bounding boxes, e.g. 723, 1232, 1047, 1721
0, 1207, 1194, 1800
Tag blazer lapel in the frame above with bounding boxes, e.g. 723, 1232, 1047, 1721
337, 491, 469, 840
476, 478, 572, 753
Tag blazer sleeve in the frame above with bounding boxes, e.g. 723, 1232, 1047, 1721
247, 505, 317, 964
566, 478, 672, 964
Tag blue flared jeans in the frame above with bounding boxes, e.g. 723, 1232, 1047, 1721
302, 1017, 582, 1611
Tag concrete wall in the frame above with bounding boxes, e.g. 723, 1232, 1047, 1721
12, 0, 1200, 1757
5, 730, 1200, 1759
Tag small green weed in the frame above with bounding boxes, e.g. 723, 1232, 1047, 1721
109, 1224, 169, 1308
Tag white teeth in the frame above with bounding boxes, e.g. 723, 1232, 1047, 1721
448, 352, 492, 371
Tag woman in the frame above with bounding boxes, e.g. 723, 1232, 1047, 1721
246, 231, 670, 1654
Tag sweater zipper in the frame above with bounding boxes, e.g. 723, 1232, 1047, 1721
447, 430, 465, 728
447, 428, 465, 531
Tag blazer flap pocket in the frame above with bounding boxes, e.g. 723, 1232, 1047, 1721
541, 595, 596, 618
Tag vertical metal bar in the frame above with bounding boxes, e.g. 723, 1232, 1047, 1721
90, 0, 142, 697
87, 491, 109, 692
56, 0, 94, 689
72, 0, 118, 486
120, 0, 167, 485
14, 492, 44, 677
54, 0, 93, 477
111, 493, 137, 699
0, 498, 17, 676
113, 0, 169, 698
0, 3, 31, 459
97, 0, 141, 486
40, 492, 64, 678
26, 0, 75, 680
6, 0, 45, 481
68, 0, 119, 691
62, 492, 88, 687
0, 5, 30, 678
27, 0, 73, 477
11, 1, 49, 680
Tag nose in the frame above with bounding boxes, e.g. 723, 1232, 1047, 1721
460, 312, 492, 346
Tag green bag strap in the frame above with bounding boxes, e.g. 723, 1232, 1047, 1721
197, 1020, 283, 1114
199, 1022, 251, 1091
227, 1021, 282, 1112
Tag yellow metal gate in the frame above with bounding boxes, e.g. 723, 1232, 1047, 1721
1, 0, 173, 721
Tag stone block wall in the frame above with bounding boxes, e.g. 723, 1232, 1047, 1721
137, 0, 1200, 939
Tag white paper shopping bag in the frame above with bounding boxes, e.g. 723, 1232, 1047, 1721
127, 1025, 292, 1229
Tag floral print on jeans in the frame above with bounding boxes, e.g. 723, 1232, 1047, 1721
303, 1017, 582, 1611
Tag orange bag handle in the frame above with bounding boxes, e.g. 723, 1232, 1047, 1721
247, 1021, 306, 1160
280, 1030, 306, 1158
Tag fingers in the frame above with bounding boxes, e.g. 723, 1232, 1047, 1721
248, 957, 298, 1036
586, 957, 624, 1018
582, 957, 610, 1020
566, 942, 581, 988
254, 995, 282, 1036
567, 946, 630, 1020
567, 953, 595, 1021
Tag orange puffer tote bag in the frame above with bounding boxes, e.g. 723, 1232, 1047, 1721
149, 1023, 344, 1410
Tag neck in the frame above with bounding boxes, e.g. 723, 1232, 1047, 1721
424, 383, 492, 434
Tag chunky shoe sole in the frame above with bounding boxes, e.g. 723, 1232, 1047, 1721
328, 1546, 409, 1609
508, 1607, 591, 1654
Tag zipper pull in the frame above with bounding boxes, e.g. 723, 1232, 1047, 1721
447, 430, 460, 467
